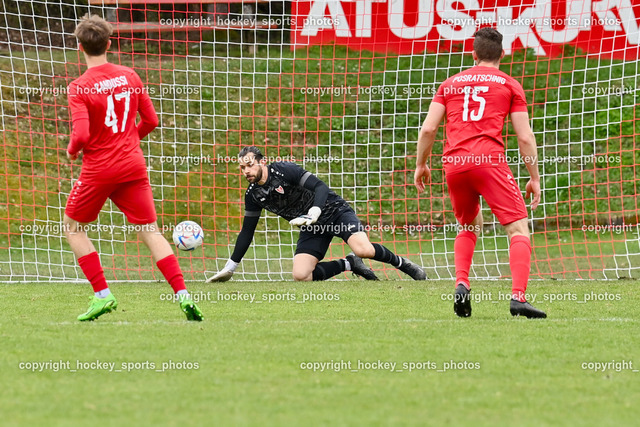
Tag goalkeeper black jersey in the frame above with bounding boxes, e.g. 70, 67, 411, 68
244, 162, 348, 223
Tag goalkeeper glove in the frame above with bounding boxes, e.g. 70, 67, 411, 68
205, 259, 238, 283
289, 206, 322, 227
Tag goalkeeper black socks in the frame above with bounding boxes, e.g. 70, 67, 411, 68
311, 246, 401, 280
312, 260, 346, 281
372, 243, 402, 268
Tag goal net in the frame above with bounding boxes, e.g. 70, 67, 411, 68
0, 0, 638, 281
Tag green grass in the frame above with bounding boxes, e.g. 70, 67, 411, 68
1, 280, 639, 426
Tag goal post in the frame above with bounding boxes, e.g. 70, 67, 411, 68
0, 0, 639, 281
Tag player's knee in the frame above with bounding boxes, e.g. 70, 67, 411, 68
292, 269, 312, 281
461, 223, 481, 237
63, 220, 86, 237
505, 219, 529, 239
508, 229, 529, 240
353, 244, 375, 259
62, 224, 73, 237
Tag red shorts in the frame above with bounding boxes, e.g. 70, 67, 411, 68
446, 165, 528, 226
65, 178, 157, 224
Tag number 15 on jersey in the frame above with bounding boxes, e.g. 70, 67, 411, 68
462, 85, 488, 122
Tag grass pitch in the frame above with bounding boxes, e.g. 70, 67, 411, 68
1, 280, 639, 426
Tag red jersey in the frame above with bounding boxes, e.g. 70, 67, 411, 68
67, 63, 158, 184
432, 65, 528, 175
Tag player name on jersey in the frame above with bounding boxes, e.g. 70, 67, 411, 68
453, 74, 506, 84
93, 75, 129, 93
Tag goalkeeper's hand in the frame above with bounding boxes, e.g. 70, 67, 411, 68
289, 206, 322, 227
205, 259, 238, 283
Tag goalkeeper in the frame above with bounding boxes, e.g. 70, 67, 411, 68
208, 146, 426, 282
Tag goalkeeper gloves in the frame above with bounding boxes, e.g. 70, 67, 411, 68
289, 206, 322, 227
206, 259, 238, 283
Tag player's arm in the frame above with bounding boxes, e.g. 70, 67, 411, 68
510, 79, 541, 210
415, 101, 446, 192
287, 166, 328, 226
511, 111, 541, 210
134, 74, 159, 139
206, 199, 262, 282
66, 84, 90, 161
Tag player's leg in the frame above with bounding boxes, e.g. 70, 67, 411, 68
110, 179, 202, 320
503, 218, 545, 318
335, 232, 378, 281
64, 181, 117, 321
344, 232, 422, 280
477, 166, 546, 318
294, 231, 361, 281
137, 222, 187, 295
452, 210, 482, 318
454, 210, 482, 290
292, 253, 320, 281
338, 209, 425, 280
137, 223, 203, 319
503, 218, 530, 301
446, 170, 482, 317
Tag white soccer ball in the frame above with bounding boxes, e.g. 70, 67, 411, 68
172, 221, 204, 251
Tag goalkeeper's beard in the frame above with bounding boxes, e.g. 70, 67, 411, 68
246, 167, 263, 183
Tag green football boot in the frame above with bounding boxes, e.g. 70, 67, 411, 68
179, 296, 204, 321
77, 293, 118, 321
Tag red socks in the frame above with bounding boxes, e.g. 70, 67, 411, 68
454, 231, 532, 301
510, 235, 532, 302
157, 255, 187, 293
454, 231, 477, 290
78, 252, 108, 293
78, 252, 187, 294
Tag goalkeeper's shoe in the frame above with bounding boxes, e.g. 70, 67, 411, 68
346, 254, 379, 281
77, 293, 118, 321
510, 299, 547, 319
453, 284, 472, 318
398, 257, 427, 280
205, 270, 233, 283
179, 296, 204, 321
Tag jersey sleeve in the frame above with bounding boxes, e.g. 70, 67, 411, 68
509, 80, 529, 113
66, 82, 90, 155
67, 82, 89, 122
131, 72, 159, 139
244, 192, 262, 217
302, 173, 330, 208
230, 215, 260, 263
431, 81, 446, 105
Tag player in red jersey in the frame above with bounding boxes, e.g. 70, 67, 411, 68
414, 28, 546, 319
64, 15, 203, 321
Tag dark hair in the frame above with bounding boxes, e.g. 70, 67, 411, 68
74, 14, 112, 56
238, 146, 264, 161
473, 28, 503, 63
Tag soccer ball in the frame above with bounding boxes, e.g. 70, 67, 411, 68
172, 221, 204, 251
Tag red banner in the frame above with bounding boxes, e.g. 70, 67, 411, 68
292, 0, 640, 60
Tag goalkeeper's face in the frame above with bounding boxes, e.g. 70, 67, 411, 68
239, 154, 264, 184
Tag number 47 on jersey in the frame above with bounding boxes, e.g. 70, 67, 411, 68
104, 91, 131, 133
